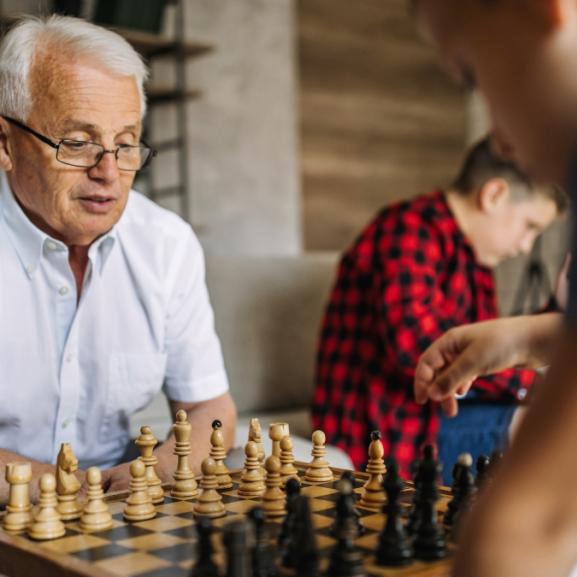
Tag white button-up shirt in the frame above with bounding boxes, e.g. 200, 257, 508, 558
0, 173, 229, 469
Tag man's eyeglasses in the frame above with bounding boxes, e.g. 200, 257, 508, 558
2, 116, 157, 171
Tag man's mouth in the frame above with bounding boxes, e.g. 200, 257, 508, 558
78, 196, 116, 213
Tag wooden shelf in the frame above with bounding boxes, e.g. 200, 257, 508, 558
0, 15, 213, 60
147, 87, 202, 104
107, 26, 213, 59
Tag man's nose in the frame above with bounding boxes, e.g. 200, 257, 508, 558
88, 149, 121, 181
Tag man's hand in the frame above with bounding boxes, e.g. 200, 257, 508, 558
414, 314, 560, 416
101, 463, 132, 494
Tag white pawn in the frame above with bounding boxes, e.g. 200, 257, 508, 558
124, 460, 157, 522
269, 422, 289, 459
209, 419, 233, 490
263, 456, 285, 520
358, 430, 386, 510
171, 409, 199, 500
3, 462, 33, 534
28, 473, 65, 540
238, 441, 266, 498
135, 425, 164, 505
80, 467, 113, 532
193, 458, 226, 518
304, 430, 334, 483
279, 435, 299, 484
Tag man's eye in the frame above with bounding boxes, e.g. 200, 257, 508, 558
62, 140, 90, 150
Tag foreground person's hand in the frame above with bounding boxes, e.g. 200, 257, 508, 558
414, 314, 560, 416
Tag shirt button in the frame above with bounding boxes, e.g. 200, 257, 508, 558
62, 418, 72, 429
517, 388, 528, 401
26, 265, 35, 274
66, 353, 75, 363
59, 286, 69, 296
46, 241, 58, 251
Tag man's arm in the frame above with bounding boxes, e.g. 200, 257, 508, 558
103, 392, 237, 492
452, 326, 577, 577
414, 313, 561, 415
0, 449, 85, 504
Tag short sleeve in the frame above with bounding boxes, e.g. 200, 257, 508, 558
162, 229, 229, 403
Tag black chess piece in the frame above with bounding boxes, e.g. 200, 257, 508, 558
283, 495, 318, 577
488, 450, 503, 476
191, 516, 220, 577
278, 476, 301, 550
408, 445, 440, 536
413, 498, 447, 561
376, 460, 413, 567
326, 531, 366, 577
248, 507, 277, 577
412, 446, 446, 561
444, 453, 475, 529
331, 474, 364, 538
475, 455, 490, 490
406, 457, 422, 536
223, 520, 252, 577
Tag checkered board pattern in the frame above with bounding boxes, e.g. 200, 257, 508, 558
0, 464, 453, 577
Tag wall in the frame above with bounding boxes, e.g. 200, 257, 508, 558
298, 0, 467, 251
178, 0, 301, 255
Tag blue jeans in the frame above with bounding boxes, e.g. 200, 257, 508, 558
438, 402, 516, 485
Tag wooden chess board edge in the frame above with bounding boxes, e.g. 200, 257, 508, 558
0, 530, 115, 577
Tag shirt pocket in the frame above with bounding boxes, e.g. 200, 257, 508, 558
99, 352, 167, 443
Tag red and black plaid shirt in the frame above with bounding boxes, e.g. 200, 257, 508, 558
312, 190, 536, 477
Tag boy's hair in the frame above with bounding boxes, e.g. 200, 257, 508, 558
452, 137, 568, 213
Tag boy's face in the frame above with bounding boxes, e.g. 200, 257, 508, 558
417, 0, 577, 184
472, 193, 557, 268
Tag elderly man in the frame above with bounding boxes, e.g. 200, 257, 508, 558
0, 15, 236, 502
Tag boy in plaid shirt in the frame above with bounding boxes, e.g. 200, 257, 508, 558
312, 137, 565, 480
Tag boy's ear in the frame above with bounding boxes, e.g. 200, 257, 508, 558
478, 178, 510, 214
0, 118, 14, 172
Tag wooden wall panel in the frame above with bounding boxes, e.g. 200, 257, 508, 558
298, 0, 467, 250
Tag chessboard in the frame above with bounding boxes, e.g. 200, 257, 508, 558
0, 462, 453, 577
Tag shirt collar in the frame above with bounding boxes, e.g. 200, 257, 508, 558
0, 171, 117, 277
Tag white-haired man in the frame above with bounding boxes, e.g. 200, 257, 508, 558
0, 15, 236, 502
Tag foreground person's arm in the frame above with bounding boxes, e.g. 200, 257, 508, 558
414, 313, 561, 416
452, 325, 577, 577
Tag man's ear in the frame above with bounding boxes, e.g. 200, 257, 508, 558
0, 118, 14, 171
478, 178, 510, 214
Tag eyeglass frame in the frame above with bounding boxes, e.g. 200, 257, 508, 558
1, 115, 157, 171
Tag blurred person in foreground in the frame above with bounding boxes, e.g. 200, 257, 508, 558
412, 1, 577, 576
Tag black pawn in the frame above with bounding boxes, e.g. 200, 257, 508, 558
413, 445, 446, 561
278, 477, 301, 550
413, 499, 447, 561
332, 474, 364, 538
475, 455, 490, 490
249, 507, 277, 577
223, 520, 252, 577
444, 453, 475, 529
407, 445, 440, 536
376, 461, 413, 567
283, 495, 318, 577
191, 517, 220, 577
326, 528, 366, 577
406, 458, 422, 536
